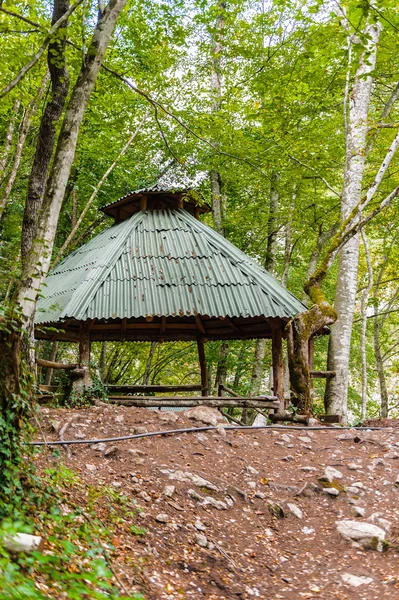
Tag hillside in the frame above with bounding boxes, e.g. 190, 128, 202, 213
32, 405, 399, 600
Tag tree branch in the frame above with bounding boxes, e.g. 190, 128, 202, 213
0, 7, 43, 30
101, 64, 272, 181
53, 112, 148, 267
286, 153, 341, 198
0, 0, 84, 98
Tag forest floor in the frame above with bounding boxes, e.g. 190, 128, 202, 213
33, 404, 399, 600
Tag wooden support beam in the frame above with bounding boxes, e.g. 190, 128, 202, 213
224, 316, 241, 335
221, 410, 244, 426
36, 358, 77, 370
107, 384, 202, 393
160, 316, 167, 334
197, 339, 208, 397
177, 196, 184, 209
194, 314, 206, 335
310, 370, 336, 379
109, 396, 281, 408
271, 322, 285, 414
219, 384, 240, 398
194, 206, 200, 220
140, 195, 147, 211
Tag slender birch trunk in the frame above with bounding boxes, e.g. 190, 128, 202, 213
360, 231, 373, 419
373, 314, 389, 418
210, 1, 225, 236
250, 172, 279, 396
0, 99, 20, 182
210, 4, 230, 393
281, 186, 296, 288
0, 76, 48, 216
372, 262, 390, 418
324, 17, 381, 419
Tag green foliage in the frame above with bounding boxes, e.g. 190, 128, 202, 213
0, 465, 144, 600
0, 303, 35, 519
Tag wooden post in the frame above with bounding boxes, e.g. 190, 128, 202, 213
72, 322, 92, 392
197, 339, 208, 397
271, 322, 284, 414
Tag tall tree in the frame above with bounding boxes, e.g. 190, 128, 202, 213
0, 0, 127, 501
324, 7, 381, 418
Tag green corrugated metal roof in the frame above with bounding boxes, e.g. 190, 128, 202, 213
35, 208, 306, 325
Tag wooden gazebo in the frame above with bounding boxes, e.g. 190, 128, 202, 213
35, 186, 308, 414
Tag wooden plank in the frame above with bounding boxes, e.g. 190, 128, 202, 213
310, 370, 336, 379
36, 358, 77, 370
107, 384, 202, 393
319, 414, 343, 424
108, 396, 280, 409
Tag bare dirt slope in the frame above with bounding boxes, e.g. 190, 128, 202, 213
36, 405, 399, 600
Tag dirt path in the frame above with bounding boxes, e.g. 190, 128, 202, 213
35, 406, 399, 599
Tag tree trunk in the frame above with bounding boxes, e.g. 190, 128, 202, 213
209, 2, 225, 237
44, 341, 58, 386
21, 0, 71, 261
99, 341, 107, 383
18, 0, 128, 328
214, 341, 229, 393
142, 341, 157, 385
0, 77, 48, 217
281, 186, 296, 287
233, 343, 245, 389
373, 311, 389, 418
0, 98, 20, 182
250, 172, 279, 395
324, 17, 381, 419
0, 0, 127, 503
250, 339, 266, 397
360, 231, 373, 419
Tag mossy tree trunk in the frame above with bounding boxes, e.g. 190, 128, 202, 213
0, 0, 127, 503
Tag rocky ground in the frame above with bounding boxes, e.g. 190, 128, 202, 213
34, 405, 399, 600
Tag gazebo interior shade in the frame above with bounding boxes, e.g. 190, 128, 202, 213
35, 188, 306, 342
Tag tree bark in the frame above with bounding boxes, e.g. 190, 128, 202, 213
0, 0, 127, 501
214, 341, 229, 393
324, 16, 381, 419
18, 0, 128, 327
0, 98, 20, 182
0, 77, 48, 217
44, 340, 58, 386
99, 341, 107, 383
373, 310, 389, 418
250, 172, 279, 396
209, 2, 225, 236
360, 231, 373, 419
21, 0, 71, 263
142, 341, 157, 386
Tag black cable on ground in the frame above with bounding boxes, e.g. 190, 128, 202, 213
29, 424, 395, 446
